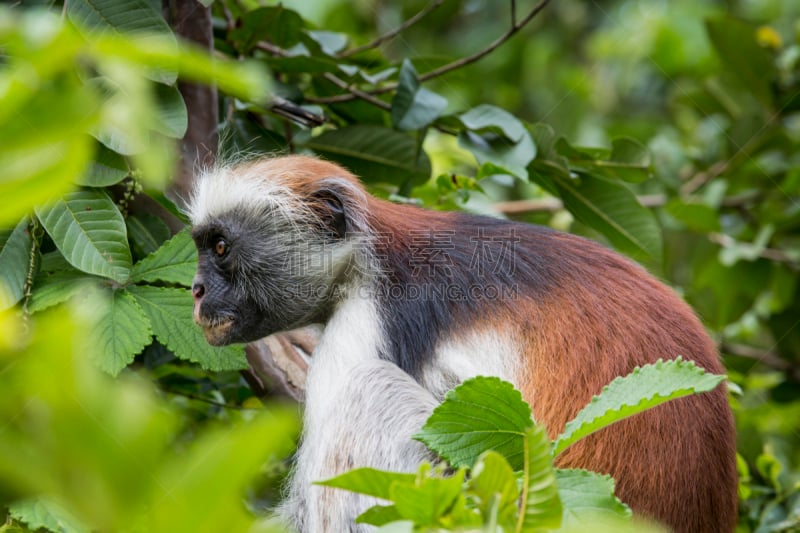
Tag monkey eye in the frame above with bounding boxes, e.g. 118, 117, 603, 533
214, 237, 228, 257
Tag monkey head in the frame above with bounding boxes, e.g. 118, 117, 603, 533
188, 156, 369, 346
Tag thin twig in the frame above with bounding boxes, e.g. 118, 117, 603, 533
311, 0, 553, 104
314, 72, 392, 110
721, 342, 800, 382
339, 0, 446, 58
708, 233, 799, 265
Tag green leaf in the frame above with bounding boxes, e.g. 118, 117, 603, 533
9, 498, 91, 533
459, 129, 537, 180
229, 6, 304, 53
607, 138, 652, 183
705, 17, 776, 108
414, 376, 533, 470
126, 212, 172, 258
127, 285, 247, 371
67, 0, 177, 84
553, 358, 726, 457
541, 173, 663, 262
1, 137, 94, 228
459, 104, 526, 142
152, 83, 188, 139
306, 125, 432, 186
317, 468, 416, 500
468, 451, 519, 529
89, 289, 153, 376
29, 270, 98, 314
390, 465, 464, 527
35, 190, 133, 284
391, 60, 448, 131
77, 144, 130, 187
0, 218, 32, 311
131, 229, 196, 286
519, 425, 562, 532
665, 199, 721, 232
149, 411, 299, 532
356, 505, 404, 526
556, 469, 631, 528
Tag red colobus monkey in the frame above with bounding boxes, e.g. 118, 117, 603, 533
189, 155, 737, 533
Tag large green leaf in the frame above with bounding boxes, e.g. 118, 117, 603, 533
556, 469, 631, 528
131, 229, 196, 287
519, 425, 562, 532
228, 6, 305, 53
306, 125, 431, 186
89, 289, 153, 376
391, 60, 448, 131
547, 173, 662, 262
414, 376, 534, 470
0, 217, 32, 311
67, 0, 177, 84
553, 358, 726, 457
35, 190, 132, 284
127, 285, 247, 371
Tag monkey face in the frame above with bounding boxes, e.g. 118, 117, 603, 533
190, 200, 354, 346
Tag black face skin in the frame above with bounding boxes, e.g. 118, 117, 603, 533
191, 202, 349, 346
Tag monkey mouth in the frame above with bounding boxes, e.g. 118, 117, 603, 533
195, 315, 235, 345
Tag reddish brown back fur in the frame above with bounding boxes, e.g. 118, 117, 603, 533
246, 156, 738, 532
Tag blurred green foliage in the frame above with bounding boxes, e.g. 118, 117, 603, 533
1, 0, 800, 531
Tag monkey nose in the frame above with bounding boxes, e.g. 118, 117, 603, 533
192, 282, 205, 301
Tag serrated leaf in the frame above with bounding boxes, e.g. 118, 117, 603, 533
28, 270, 98, 314
545, 173, 662, 262
553, 358, 726, 457
414, 376, 533, 470
306, 125, 431, 186
36, 190, 133, 283
391, 60, 448, 131
89, 289, 153, 376
9, 498, 91, 533
0, 217, 32, 310
519, 425, 562, 532
131, 229, 196, 286
390, 466, 464, 526
127, 285, 246, 371
459, 104, 526, 142
469, 451, 519, 529
317, 468, 416, 500
556, 469, 631, 528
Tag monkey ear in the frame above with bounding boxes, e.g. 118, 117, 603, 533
311, 188, 347, 239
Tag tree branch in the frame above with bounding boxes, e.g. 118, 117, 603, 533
338, 0, 446, 58
309, 0, 552, 104
721, 342, 800, 382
